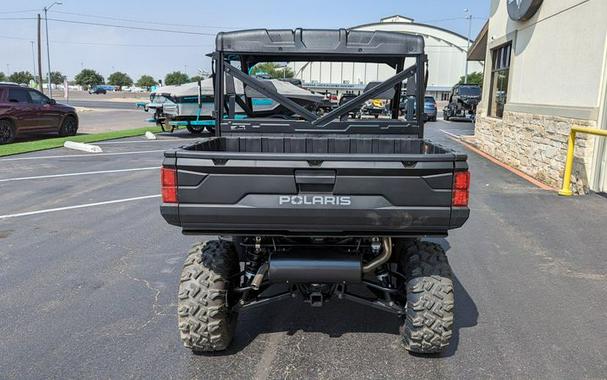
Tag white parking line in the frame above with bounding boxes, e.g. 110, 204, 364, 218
0, 166, 160, 183
0, 149, 165, 161
0, 194, 161, 220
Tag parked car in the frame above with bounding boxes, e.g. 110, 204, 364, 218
88, 85, 115, 94
399, 95, 438, 122
0, 84, 78, 144
424, 96, 437, 121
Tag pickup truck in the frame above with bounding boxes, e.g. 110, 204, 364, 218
160, 28, 470, 355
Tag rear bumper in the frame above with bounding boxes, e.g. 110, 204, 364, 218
161, 203, 469, 236
424, 109, 437, 118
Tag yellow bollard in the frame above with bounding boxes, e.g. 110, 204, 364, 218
558, 130, 576, 196
558, 126, 607, 196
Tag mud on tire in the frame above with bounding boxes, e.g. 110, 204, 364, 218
400, 241, 454, 354
178, 240, 240, 352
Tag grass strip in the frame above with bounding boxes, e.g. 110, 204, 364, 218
0, 126, 163, 157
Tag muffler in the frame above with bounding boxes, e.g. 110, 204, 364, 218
268, 237, 392, 283
269, 249, 362, 283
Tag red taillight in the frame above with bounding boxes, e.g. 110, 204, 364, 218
161, 167, 177, 203
452, 171, 470, 207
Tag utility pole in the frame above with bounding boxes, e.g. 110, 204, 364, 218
37, 14, 43, 91
44, 2, 62, 98
464, 9, 472, 84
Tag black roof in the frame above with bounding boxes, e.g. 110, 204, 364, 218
215, 28, 424, 63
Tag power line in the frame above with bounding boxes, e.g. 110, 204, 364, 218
52, 40, 213, 48
0, 9, 38, 14
0, 17, 36, 21
0, 34, 31, 41
51, 10, 237, 30
0, 34, 212, 48
47, 18, 216, 36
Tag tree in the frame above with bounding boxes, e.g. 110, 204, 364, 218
458, 71, 484, 87
50, 71, 66, 85
0, 72, 5, 82
164, 71, 189, 86
189, 75, 205, 83
136, 74, 157, 89
8, 71, 34, 84
250, 63, 293, 79
75, 69, 104, 90
108, 71, 133, 89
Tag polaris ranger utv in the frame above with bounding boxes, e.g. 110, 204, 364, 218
443, 84, 481, 121
160, 29, 470, 354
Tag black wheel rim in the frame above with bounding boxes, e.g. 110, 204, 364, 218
0, 124, 13, 143
64, 119, 77, 135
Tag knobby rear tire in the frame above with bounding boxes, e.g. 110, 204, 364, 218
177, 240, 240, 352
400, 241, 454, 354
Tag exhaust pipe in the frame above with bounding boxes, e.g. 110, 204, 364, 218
362, 237, 392, 273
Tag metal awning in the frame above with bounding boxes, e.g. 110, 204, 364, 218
468, 21, 488, 62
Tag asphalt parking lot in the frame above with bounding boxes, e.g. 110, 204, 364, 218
1, 120, 606, 379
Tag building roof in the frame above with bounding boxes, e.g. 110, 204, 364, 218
350, 16, 472, 53
380, 15, 414, 23
349, 15, 467, 41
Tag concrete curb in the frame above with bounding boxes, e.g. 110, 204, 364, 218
64, 141, 103, 153
144, 131, 157, 140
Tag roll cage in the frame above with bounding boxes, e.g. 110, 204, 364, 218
211, 28, 428, 138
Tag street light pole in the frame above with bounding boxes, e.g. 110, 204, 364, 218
30, 41, 37, 80
44, 1, 62, 97
464, 9, 472, 84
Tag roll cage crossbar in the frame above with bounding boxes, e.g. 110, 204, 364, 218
212, 28, 427, 138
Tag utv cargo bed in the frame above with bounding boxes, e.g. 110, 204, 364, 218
161, 136, 468, 236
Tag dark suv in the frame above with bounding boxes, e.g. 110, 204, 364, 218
0, 84, 78, 144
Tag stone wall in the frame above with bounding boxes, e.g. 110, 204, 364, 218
474, 111, 596, 194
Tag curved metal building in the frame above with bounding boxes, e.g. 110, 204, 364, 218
291, 16, 484, 100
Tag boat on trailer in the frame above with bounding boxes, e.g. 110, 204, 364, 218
142, 78, 324, 134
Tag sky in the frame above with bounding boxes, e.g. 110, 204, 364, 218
0, 0, 490, 82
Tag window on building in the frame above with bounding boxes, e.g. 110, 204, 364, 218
489, 43, 511, 118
